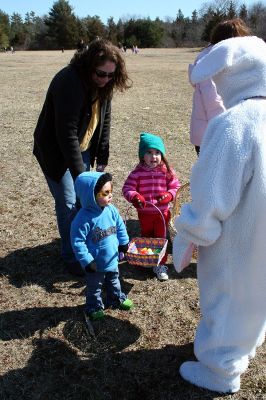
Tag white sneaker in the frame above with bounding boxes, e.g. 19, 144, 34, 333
153, 265, 168, 281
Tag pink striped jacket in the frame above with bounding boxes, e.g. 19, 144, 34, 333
122, 163, 181, 214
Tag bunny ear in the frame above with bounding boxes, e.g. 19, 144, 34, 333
190, 39, 236, 84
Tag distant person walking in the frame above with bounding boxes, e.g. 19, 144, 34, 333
76, 38, 86, 52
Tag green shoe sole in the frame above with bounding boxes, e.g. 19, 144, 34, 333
120, 299, 134, 310
88, 310, 105, 320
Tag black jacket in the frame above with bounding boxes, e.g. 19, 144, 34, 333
33, 65, 111, 182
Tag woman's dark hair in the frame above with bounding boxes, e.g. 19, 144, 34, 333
210, 18, 251, 45
70, 38, 132, 101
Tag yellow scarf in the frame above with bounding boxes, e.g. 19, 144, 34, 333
79, 99, 100, 151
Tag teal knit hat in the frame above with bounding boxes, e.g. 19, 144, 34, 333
138, 132, 166, 159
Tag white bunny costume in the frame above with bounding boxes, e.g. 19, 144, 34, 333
173, 36, 266, 393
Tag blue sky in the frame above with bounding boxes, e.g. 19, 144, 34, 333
0, 0, 259, 22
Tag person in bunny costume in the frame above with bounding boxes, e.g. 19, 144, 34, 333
173, 35, 266, 393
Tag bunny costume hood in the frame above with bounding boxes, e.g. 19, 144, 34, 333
173, 36, 266, 393
191, 35, 266, 108
188, 45, 225, 146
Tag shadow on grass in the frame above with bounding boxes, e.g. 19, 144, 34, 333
0, 239, 81, 292
0, 239, 136, 292
0, 335, 219, 400
175, 262, 197, 279
0, 305, 83, 341
0, 298, 138, 341
120, 258, 197, 281
0, 230, 196, 295
126, 218, 141, 238
119, 260, 156, 281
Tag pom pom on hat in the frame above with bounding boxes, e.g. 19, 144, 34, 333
139, 132, 166, 159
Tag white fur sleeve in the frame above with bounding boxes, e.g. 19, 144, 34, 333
175, 110, 253, 247
173, 235, 195, 272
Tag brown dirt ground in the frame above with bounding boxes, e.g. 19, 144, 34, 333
0, 48, 265, 400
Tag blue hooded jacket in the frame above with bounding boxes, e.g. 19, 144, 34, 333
71, 171, 129, 272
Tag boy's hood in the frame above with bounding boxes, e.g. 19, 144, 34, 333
190, 36, 266, 108
74, 171, 104, 211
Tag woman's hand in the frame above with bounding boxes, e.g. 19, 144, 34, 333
96, 165, 107, 172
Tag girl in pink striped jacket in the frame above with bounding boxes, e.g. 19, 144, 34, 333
122, 132, 181, 280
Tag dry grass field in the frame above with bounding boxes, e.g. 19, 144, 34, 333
0, 48, 265, 400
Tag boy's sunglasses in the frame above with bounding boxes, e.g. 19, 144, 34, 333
95, 69, 115, 79
97, 189, 113, 198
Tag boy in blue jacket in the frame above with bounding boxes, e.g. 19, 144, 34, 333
71, 171, 133, 320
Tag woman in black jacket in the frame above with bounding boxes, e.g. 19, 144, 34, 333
33, 38, 132, 275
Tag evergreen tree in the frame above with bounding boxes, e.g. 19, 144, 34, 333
0, 10, 10, 48
116, 18, 125, 46
1, 0, 265, 51
172, 10, 198, 47
75, 17, 87, 45
45, 0, 79, 49
191, 10, 198, 24
201, 7, 225, 42
248, 2, 266, 39
28, 14, 48, 50
227, 1, 237, 19
176, 9, 185, 22
106, 17, 118, 44
10, 13, 26, 48
239, 4, 248, 21
124, 18, 164, 48
82, 15, 106, 43
23, 11, 37, 49
185, 12, 204, 46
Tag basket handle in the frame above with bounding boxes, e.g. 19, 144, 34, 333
171, 182, 190, 218
124, 201, 167, 238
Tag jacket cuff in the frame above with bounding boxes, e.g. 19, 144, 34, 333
80, 254, 94, 269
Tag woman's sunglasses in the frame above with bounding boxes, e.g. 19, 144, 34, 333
95, 69, 115, 79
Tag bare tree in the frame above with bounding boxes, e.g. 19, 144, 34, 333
248, 2, 266, 39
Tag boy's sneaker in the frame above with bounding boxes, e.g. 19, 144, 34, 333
120, 299, 134, 310
87, 309, 105, 321
153, 265, 169, 281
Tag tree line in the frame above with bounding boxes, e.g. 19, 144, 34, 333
0, 0, 265, 50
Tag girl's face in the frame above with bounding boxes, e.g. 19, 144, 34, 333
143, 148, 162, 168
92, 60, 116, 87
96, 181, 113, 207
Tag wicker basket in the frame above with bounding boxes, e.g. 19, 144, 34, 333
126, 237, 168, 267
169, 182, 198, 260
125, 202, 168, 268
